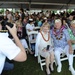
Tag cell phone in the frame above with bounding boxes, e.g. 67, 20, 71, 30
46, 45, 50, 51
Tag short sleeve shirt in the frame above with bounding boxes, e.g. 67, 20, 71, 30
0, 33, 21, 74
68, 28, 75, 40
50, 29, 70, 49
26, 23, 35, 34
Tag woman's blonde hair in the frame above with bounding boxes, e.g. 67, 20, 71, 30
40, 22, 50, 31
15, 20, 22, 27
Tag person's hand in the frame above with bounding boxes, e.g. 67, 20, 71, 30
69, 47, 73, 54
71, 40, 75, 44
28, 29, 31, 32
6, 24, 17, 37
43, 49, 47, 52
43, 48, 47, 52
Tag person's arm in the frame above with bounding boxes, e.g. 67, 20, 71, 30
67, 40, 73, 54
64, 29, 73, 54
71, 40, 75, 44
27, 29, 32, 32
6, 24, 27, 62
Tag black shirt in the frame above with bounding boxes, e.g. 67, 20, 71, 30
17, 26, 27, 39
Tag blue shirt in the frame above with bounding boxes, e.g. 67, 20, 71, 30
38, 21, 42, 27
50, 29, 70, 49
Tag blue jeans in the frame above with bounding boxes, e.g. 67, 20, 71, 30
3, 62, 14, 70
31, 43, 35, 52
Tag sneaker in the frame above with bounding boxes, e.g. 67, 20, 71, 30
69, 66, 75, 75
57, 65, 62, 73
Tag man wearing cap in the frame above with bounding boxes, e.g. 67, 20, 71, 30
26, 18, 35, 51
51, 19, 75, 75
26, 18, 35, 34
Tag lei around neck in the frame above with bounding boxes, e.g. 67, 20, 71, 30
40, 31, 50, 42
52, 26, 65, 40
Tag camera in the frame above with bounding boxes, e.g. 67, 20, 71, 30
1, 21, 13, 30
7, 22, 13, 39
6, 22, 13, 28
1, 21, 13, 38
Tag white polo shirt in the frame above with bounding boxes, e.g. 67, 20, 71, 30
0, 33, 21, 74
26, 23, 35, 34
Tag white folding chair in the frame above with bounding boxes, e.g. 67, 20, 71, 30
34, 26, 40, 31
61, 44, 75, 61
55, 47, 75, 66
38, 53, 46, 71
27, 31, 38, 50
27, 31, 46, 70
37, 53, 57, 71
37, 47, 75, 71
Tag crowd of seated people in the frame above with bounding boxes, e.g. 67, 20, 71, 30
0, 8, 75, 75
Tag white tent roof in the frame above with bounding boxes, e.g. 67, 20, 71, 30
0, 0, 75, 9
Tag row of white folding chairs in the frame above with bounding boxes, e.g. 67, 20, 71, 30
38, 51, 75, 71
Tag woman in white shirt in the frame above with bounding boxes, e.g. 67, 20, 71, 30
35, 22, 54, 75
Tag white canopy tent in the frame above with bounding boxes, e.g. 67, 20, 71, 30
0, 0, 75, 9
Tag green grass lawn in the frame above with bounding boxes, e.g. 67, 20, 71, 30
2, 54, 75, 75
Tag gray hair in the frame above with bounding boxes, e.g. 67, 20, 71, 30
55, 19, 61, 23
